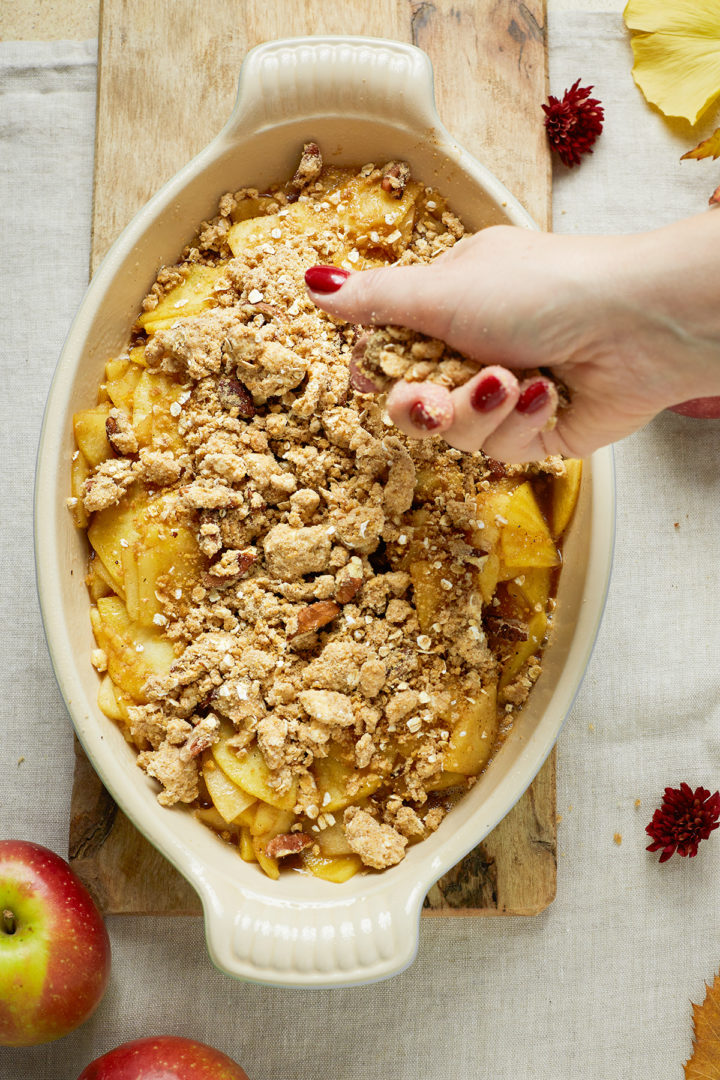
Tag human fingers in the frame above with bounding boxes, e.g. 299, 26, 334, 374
427, 368, 520, 452
480, 377, 560, 463
384, 380, 455, 439
304, 263, 458, 342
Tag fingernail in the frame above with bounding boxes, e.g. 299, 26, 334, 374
409, 401, 442, 430
471, 375, 508, 413
305, 265, 350, 294
516, 381, 550, 415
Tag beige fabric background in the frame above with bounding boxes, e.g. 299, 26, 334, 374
1, 7, 719, 1079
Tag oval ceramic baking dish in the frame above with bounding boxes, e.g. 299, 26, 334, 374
35, 36, 614, 987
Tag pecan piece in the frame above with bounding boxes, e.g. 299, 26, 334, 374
334, 556, 364, 603
348, 332, 378, 393
205, 548, 257, 583
295, 600, 341, 635
290, 141, 323, 192
105, 410, 138, 455
483, 457, 507, 482
381, 161, 411, 198
485, 615, 529, 642
216, 378, 255, 418
265, 832, 313, 859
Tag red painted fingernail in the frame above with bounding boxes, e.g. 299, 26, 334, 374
305, 265, 350, 293
470, 375, 508, 413
409, 401, 442, 430
516, 381, 550, 415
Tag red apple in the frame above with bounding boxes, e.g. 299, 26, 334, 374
77, 1035, 251, 1079
0, 840, 110, 1046
669, 396, 720, 418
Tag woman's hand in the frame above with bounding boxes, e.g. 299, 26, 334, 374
305, 212, 720, 461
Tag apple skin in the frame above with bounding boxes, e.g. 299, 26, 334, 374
669, 396, 720, 418
77, 1035, 251, 1079
0, 840, 110, 1047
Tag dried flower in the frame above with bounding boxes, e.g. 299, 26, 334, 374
542, 80, 604, 167
645, 783, 720, 863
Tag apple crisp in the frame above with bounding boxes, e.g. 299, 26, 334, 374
70, 144, 581, 882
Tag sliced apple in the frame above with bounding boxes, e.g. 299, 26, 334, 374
69, 451, 92, 529
231, 194, 279, 223
505, 566, 551, 613
302, 852, 362, 883
131, 369, 185, 450
409, 559, 444, 634
497, 483, 560, 569
239, 826, 258, 863
203, 758, 256, 824
212, 724, 297, 811
316, 822, 353, 857
87, 491, 141, 594
227, 202, 317, 257
441, 679, 498, 776
425, 771, 468, 792
97, 674, 124, 722
73, 403, 114, 467
336, 174, 422, 251
137, 263, 227, 335
312, 755, 383, 813
93, 595, 175, 701
552, 459, 583, 538
250, 803, 294, 839
105, 358, 142, 413
499, 609, 548, 691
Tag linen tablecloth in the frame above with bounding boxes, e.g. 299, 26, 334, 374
1, 13, 719, 1079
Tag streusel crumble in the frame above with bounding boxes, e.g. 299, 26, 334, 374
70, 144, 581, 880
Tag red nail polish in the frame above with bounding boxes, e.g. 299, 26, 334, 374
516, 381, 550, 415
409, 401, 442, 430
471, 375, 508, 413
305, 265, 350, 294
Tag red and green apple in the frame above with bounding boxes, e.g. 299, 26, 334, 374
0, 839, 111, 1046
669, 396, 720, 418
77, 1035, 251, 1079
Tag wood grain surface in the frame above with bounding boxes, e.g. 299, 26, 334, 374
70, 0, 555, 917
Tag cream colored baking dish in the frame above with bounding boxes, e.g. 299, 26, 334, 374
35, 37, 614, 987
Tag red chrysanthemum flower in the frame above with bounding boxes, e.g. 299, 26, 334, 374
645, 783, 720, 863
542, 79, 604, 167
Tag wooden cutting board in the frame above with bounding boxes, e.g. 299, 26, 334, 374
69, 0, 555, 917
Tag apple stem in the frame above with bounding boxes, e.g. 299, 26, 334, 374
2, 909, 16, 935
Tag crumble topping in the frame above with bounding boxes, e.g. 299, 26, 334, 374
75, 144, 572, 876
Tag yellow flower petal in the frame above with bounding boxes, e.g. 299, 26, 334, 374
681, 125, 720, 159
624, 0, 720, 124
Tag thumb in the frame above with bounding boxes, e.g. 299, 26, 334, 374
304, 263, 455, 339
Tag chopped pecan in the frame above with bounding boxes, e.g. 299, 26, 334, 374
484, 457, 507, 482
241, 300, 281, 323
335, 577, 363, 604
236, 549, 257, 575
334, 557, 364, 603
216, 378, 255, 418
381, 161, 411, 198
291, 141, 323, 192
485, 615, 529, 642
105, 414, 120, 441
348, 332, 378, 393
105, 410, 138, 456
265, 832, 312, 859
206, 548, 257, 582
295, 600, 341, 635
181, 716, 220, 760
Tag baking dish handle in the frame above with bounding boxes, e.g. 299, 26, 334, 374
222, 36, 440, 138
199, 874, 426, 987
